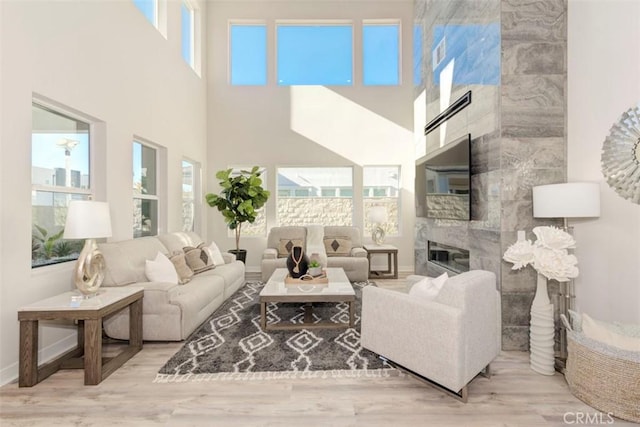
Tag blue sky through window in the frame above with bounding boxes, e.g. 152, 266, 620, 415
230, 25, 267, 85
181, 2, 193, 66
363, 24, 399, 85
413, 24, 423, 86
132, 0, 156, 26
277, 25, 353, 86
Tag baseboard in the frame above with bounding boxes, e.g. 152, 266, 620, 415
0, 332, 77, 387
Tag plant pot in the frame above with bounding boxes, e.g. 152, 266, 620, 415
228, 249, 247, 263
308, 266, 323, 277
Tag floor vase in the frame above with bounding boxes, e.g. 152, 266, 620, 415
529, 273, 555, 375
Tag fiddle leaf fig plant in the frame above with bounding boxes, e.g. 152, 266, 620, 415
205, 166, 270, 252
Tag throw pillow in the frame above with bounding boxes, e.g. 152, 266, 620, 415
169, 251, 193, 285
208, 241, 226, 266
277, 238, 304, 258
582, 313, 640, 352
408, 272, 449, 301
145, 252, 179, 285
324, 237, 352, 257
183, 243, 216, 273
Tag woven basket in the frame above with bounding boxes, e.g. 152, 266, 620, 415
565, 331, 640, 423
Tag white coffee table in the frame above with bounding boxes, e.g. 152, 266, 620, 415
259, 268, 355, 331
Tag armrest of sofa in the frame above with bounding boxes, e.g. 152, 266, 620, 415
351, 247, 367, 258
262, 248, 278, 260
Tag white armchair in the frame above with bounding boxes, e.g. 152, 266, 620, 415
361, 270, 501, 401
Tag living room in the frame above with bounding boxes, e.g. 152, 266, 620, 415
1, 0, 639, 425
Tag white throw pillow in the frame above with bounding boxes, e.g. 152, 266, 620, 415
408, 272, 448, 301
208, 241, 226, 266
582, 313, 640, 352
145, 252, 179, 284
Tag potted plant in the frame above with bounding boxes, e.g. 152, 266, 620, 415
308, 259, 323, 277
205, 166, 270, 263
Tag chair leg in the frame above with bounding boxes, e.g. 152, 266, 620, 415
480, 363, 491, 379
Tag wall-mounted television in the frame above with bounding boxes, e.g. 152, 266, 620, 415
415, 133, 471, 220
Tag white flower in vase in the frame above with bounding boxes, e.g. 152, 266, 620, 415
533, 226, 576, 250
503, 240, 535, 270
532, 244, 579, 282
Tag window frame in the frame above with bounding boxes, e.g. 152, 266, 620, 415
363, 165, 401, 237
229, 21, 268, 86
31, 101, 94, 269
181, 158, 201, 234
275, 20, 354, 86
181, 0, 196, 69
362, 19, 402, 86
276, 166, 354, 227
132, 139, 162, 238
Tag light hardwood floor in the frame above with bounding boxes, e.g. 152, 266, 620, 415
1, 276, 632, 427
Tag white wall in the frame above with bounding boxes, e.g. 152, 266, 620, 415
567, 0, 640, 323
0, 0, 208, 384
206, 1, 416, 272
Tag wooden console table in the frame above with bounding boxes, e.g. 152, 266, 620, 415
364, 244, 398, 279
18, 287, 143, 387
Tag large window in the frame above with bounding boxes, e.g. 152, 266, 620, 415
181, 1, 195, 68
181, 159, 200, 232
230, 23, 267, 85
364, 166, 400, 236
132, 0, 157, 27
133, 141, 159, 237
31, 103, 91, 268
277, 23, 353, 86
277, 167, 353, 226
363, 22, 400, 86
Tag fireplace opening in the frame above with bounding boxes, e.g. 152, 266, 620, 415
428, 241, 470, 274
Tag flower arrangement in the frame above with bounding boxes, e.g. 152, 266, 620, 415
503, 226, 579, 282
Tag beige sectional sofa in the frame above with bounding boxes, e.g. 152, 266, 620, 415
261, 225, 369, 282
98, 231, 245, 341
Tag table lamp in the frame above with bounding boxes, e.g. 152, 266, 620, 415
532, 182, 600, 371
63, 200, 112, 297
368, 206, 388, 245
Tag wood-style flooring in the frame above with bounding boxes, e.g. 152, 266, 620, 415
1, 275, 632, 427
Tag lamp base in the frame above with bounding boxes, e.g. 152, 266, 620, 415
372, 226, 386, 245
73, 239, 106, 296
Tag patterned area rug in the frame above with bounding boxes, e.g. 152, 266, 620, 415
155, 281, 394, 382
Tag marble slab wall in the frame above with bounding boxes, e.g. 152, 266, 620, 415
414, 0, 567, 350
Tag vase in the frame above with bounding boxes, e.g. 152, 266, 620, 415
529, 273, 556, 375
286, 246, 309, 279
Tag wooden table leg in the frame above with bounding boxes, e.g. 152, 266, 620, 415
392, 251, 398, 279
260, 301, 266, 330
129, 298, 143, 349
19, 320, 38, 387
303, 303, 313, 324
83, 318, 102, 385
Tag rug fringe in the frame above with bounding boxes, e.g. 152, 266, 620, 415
153, 368, 399, 383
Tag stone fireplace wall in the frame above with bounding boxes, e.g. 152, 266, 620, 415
414, 0, 567, 350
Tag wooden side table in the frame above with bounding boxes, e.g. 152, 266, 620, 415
18, 287, 143, 387
364, 244, 398, 279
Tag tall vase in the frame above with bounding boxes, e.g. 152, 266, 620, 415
529, 273, 556, 375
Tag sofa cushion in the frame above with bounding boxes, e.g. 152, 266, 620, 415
184, 243, 216, 273
208, 241, 226, 265
99, 236, 168, 286
145, 252, 179, 285
324, 237, 352, 257
169, 252, 194, 284
278, 238, 304, 258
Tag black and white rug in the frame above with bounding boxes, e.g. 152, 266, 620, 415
155, 281, 394, 383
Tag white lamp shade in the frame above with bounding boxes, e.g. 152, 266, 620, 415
63, 200, 113, 239
368, 206, 388, 223
533, 183, 601, 218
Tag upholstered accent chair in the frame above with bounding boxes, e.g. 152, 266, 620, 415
261, 225, 369, 282
361, 270, 501, 402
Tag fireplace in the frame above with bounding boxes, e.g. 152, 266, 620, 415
427, 241, 469, 274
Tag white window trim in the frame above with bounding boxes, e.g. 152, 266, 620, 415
182, 157, 202, 234
132, 137, 167, 237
